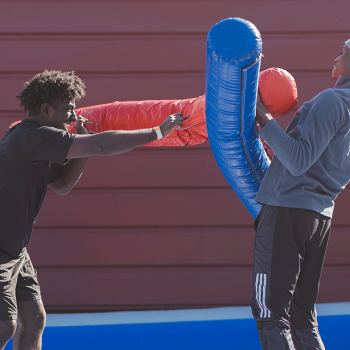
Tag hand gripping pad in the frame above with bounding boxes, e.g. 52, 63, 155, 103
205, 18, 270, 219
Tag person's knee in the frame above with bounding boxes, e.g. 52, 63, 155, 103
33, 307, 46, 333
23, 309, 46, 334
17, 302, 46, 334
0, 320, 17, 340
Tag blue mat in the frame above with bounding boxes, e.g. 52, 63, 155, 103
4, 304, 350, 349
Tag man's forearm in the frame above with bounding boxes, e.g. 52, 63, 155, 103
66, 128, 159, 159
49, 157, 88, 195
66, 113, 184, 160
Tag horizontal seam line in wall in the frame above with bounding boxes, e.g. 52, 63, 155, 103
0, 71, 205, 76
49, 186, 234, 190
0, 70, 331, 76
33, 225, 252, 230
62, 147, 211, 152
47, 185, 336, 191
49, 186, 232, 191
35, 264, 253, 269
43, 186, 350, 193
0, 32, 207, 37
0, 31, 349, 36
33, 225, 253, 230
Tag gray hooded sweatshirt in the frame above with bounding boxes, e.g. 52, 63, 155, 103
255, 75, 350, 218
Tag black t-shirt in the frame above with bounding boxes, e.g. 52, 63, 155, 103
0, 119, 75, 257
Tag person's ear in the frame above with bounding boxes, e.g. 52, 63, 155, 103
40, 103, 52, 118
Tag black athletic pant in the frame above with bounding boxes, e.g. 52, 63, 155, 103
251, 205, 331, 350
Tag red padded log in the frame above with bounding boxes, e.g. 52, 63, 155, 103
72, 95, 207, 146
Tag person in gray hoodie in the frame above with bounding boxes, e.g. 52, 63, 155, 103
252, 40, 350, 349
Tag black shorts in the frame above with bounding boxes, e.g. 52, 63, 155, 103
0, 248, 41, 320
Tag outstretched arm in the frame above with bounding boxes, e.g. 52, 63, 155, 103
66, 113, 184, 159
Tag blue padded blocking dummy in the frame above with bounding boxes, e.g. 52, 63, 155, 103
205, 17, 270, 219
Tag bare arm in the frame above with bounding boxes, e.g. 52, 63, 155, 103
48, 158, 88, 195
66, 113, 184, 159
48, 116, 89, 195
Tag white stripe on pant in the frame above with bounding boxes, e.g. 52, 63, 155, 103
255, 273, 271, 318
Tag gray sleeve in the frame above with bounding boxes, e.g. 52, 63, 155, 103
260, 90, 348, 176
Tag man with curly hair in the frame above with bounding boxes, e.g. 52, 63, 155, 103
0, 70, 183, 350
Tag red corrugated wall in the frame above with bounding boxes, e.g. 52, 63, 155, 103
1, 0, 350, 313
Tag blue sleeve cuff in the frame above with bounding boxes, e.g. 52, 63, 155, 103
259, 119, 281, 141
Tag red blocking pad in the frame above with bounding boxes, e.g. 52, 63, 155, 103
259, 67, 298, 118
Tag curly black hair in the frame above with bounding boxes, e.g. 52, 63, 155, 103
16, 70, 86, 115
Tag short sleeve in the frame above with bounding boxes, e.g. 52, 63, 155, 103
1, 124, 19, 142
25, 126, 76, 164
49, 163, 64, 183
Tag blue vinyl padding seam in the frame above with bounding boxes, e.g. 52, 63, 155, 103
239, 55, 263, 186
